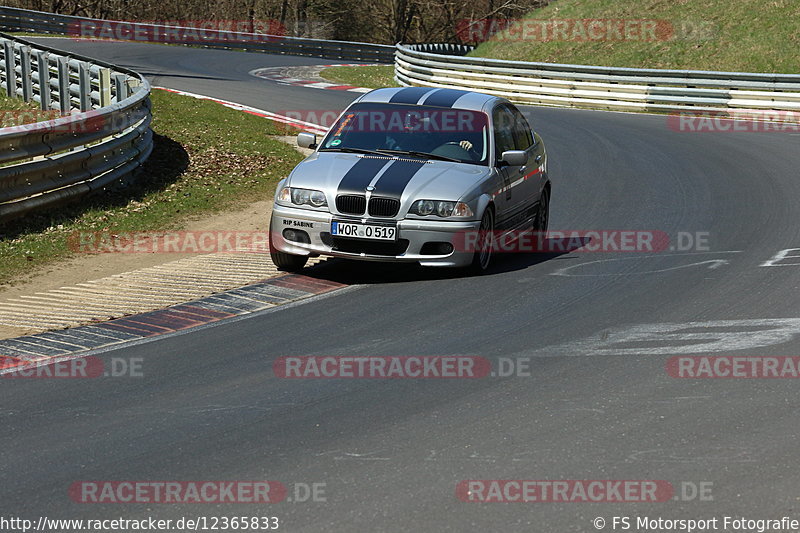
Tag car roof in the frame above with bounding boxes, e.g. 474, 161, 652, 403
355, 87, 504, 112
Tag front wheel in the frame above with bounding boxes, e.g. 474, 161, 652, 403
270, 249, 308, 272
269, 224, 308, 272
468, 208, 495, 274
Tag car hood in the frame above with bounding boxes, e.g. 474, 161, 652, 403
287, 152, 490, 203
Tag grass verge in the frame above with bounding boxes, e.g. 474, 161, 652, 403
472, 0, 800, 73
0, 89, 303, 286
319, 65, 396, 89
0, 92, 46, 126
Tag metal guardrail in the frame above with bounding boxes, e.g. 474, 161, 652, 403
0, 6, 395, 63
0, 31, 152, 222
395, 44, 800, 116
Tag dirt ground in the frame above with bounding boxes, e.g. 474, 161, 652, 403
0, 137, 312, 338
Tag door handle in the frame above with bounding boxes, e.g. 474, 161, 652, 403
535, 155, 543, 163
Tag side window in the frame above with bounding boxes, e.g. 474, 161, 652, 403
510, 107, 534, 150
492, 106, 516, 162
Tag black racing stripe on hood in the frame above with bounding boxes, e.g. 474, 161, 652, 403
422, 88, 470, 108
337, 157, 392, 195
370, 159, 427, 199
389, 87, 437, 104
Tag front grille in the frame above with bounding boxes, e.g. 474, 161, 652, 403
332, 238, 410, 256
368, 197, 400, 217
336, 194, 366, 215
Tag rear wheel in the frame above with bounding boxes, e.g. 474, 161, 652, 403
535, 188, 549, 232
468, 208, 495, 274
269, 224, 308, 272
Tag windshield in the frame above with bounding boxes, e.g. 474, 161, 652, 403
319, 102, 490, 165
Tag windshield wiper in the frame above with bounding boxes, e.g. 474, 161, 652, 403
375, 149, 462, 163
320, 146, 463, 163
319, 147, 389, 157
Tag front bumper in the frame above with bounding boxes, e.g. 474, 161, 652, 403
270, 203, 480, 267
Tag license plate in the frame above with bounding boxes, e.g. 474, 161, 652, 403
331, 221, 397, 241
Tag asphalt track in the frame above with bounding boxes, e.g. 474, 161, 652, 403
3, 39, 800, 532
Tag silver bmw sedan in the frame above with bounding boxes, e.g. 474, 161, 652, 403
270, 87, 550, 274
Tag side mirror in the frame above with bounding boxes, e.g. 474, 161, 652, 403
297, 132, 317, 149
500, 150, 527, 167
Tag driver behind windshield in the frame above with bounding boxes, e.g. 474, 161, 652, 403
322, 104, 488, 164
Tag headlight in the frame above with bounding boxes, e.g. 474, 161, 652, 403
278, 187, 328, 208
410, 200, 474, 218
436, 201, 456, 217
309, 190, 327, 207
292, 189, 310, 205
417, 200, 435, 216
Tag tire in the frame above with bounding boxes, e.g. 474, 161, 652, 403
535, 188, 549, 232
269, 224, 308, 272
468, 207, 495, 274
270, 249, 308, 272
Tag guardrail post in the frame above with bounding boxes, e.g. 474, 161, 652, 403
113, 73, 129, 102
57, 56, 70, 113
19, 45, 32, 102
3, 41, 15, 97
78, 61, 91, 111
36, 50, 51, 110
127, 78, 141, 95
98, 67, 111, 107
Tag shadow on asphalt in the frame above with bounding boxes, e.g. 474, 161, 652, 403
300, 237, 590, 285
